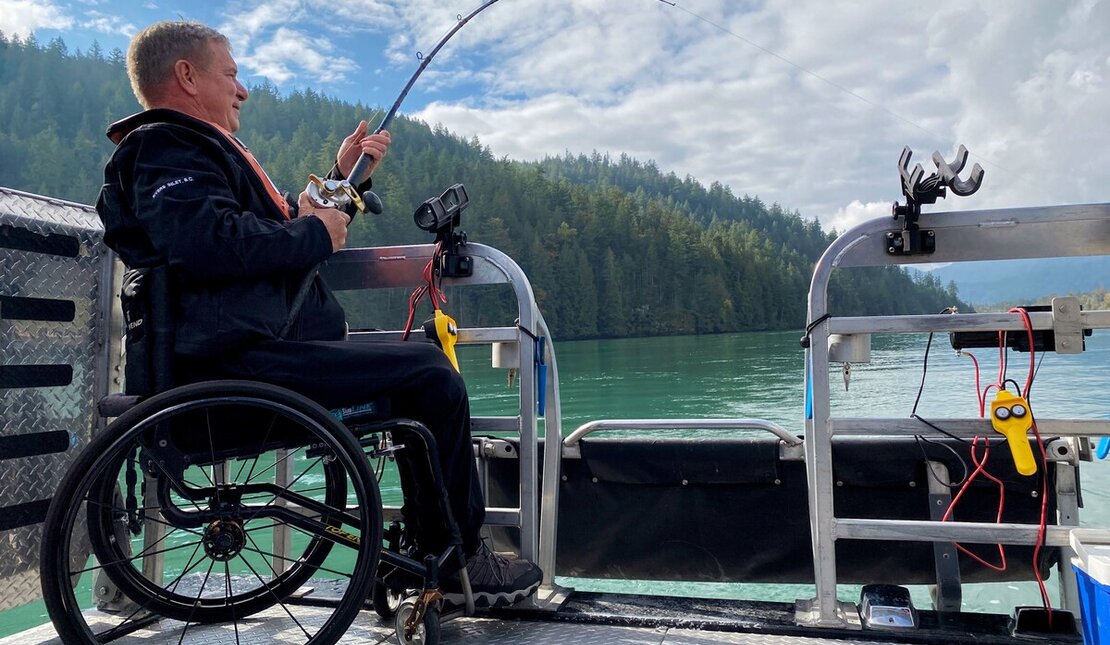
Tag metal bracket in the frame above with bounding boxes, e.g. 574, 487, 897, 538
925, 461, 961, 617
1052, 296, 1083, 354
885, 226, 935, 256
795, 597, 863, 629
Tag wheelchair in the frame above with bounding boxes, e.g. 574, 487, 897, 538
39, 266, 472, 644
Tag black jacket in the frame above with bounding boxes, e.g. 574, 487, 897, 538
97, 109, 348, 356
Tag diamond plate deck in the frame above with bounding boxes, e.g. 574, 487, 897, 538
0, 608, 925, 645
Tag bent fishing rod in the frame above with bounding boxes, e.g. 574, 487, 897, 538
303, 0, 502, 214
282, 0, 502, 338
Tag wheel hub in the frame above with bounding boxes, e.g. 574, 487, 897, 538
202, 518, 246, 561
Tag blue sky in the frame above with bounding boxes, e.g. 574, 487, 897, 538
4, 0, 1109, 231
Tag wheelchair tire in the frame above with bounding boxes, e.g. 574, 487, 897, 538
372, 578, 405, 619
395, 596, 440, 645
41, 380, 383, 645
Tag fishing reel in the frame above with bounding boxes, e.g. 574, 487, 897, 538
305, 173, 383, 215
414, 183, 472, 277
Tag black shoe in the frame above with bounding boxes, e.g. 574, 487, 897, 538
442, 541, 542, 608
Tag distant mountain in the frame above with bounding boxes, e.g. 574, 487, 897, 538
930, 256, 1110, 305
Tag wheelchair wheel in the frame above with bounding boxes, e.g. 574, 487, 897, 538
40, 380, 382, 644
395, 595, 440, 645
372, 578, 405, 619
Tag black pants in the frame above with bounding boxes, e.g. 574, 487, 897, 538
178, 339, 485, 556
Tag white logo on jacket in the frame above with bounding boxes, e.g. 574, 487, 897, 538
152, 176, 195, 199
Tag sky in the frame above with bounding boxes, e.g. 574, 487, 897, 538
3, 0, 1109, 233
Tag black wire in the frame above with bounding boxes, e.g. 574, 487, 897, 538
1027, 343, 1047, 402
1002, 378, 1023, 394
913, 413, 975, 447
799, 313, 832, 348
910, 308, 957, 417
914, 433, 970, 488
910, 333, 934, 417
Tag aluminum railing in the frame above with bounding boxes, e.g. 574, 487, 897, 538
801, 202, 1110, 628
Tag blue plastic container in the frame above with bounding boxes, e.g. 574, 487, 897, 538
1075, 563, 1110, 645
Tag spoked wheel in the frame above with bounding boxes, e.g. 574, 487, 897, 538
40, 380, 382, 645
395, 595, 440, 645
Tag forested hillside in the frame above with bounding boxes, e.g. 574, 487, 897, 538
0, 33, 967, 339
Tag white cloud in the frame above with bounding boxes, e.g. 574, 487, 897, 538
81, 10, 137, 37
0, 0, 74, 38
400, 0, 1110, 232
827, 200, 891, 235
220, 1, 383, 86
235, 26, 359, 85
206, 0, 1110, 235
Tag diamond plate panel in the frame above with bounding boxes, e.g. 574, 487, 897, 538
0, 186, 110, 611
0, 610, 924, 645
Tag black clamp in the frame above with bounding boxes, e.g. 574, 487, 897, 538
888, 145, 984, 256
414, 183, 473, 278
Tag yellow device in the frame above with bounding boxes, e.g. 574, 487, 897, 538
990, 389, 1037, 476
423, 309, 460, 372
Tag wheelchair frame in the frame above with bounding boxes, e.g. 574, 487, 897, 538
25, 231, 559, 643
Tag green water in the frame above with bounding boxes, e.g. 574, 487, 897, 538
8, 329, 1110, 635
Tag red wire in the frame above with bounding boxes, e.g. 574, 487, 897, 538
400, 243, 448, 341
950, 308, 1052, 615
942, 437, 1008, 571
1009, 307, 1053, 617
1008, 307, 1037, 397
963, 351, 984, 415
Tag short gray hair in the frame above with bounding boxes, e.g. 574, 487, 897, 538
127, 21, 230, 108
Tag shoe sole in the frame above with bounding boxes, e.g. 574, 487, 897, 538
443, 579, 541, 609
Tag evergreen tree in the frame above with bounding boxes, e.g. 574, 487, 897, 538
0, 35, 970, 341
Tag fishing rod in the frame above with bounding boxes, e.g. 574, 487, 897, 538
282, 0, 503, 338
303, 0, 503, 214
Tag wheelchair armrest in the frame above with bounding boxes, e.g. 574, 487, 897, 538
98, 393, 144, 418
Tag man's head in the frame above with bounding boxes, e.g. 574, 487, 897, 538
127, 21, 249, 132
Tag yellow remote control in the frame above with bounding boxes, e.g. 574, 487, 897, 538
424, 309, 460, 372
990, 389, 1036, 476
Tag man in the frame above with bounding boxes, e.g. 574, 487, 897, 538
97, 20, 540, 608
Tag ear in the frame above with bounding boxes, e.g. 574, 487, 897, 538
172, 59, 201, 96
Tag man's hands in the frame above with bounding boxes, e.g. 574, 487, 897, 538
336, 121, 391, 185
299, 119, 391, 252
298, 191, 350, 252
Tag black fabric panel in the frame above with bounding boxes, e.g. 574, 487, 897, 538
0, 431, 70, 460
0, 295, 76, 322
579, 437, 779, 485
0, 364, 73, 388
0, 498, 51, 531
485, 435, 1059, 585
0, 224, 80, 257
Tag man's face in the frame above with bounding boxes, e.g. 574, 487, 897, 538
194, 41, 248, 132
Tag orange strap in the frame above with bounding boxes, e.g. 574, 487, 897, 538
208, 122, 290, 220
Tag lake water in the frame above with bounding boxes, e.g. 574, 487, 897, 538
5, 329, 1109, 635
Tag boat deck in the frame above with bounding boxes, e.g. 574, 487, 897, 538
1, 592, 1061, 645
